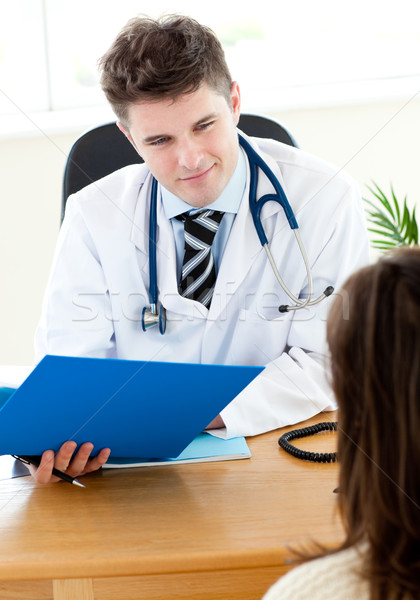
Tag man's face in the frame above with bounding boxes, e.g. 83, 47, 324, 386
119, 82, 241, 208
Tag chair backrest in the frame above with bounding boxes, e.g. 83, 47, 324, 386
61, 114, 298, 222
238, 113, 298, 148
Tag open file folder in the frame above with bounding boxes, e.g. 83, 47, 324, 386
0, 355, 263, 458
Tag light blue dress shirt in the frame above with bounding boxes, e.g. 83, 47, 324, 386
161, 148, 247, 281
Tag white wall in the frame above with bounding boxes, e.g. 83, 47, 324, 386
1, 97, 419, 365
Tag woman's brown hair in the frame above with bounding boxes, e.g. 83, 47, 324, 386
98, 15, 233, 127
327, 247, 420, 599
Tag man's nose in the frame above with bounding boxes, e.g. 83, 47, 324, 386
177, 138, 203, 171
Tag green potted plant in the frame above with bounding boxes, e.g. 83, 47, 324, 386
364, 182, 418, 252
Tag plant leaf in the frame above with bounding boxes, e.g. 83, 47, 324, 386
411, 208, 419, 244
366, 182, 394, 219
391, 185, 401, 226
364, 182, 418, 252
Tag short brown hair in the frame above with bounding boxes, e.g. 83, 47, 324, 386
99, 14, 233, 126
327, 247, 420, 599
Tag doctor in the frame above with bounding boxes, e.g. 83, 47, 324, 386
33, 14, 369, 483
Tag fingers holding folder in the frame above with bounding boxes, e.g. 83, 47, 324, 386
30, 413, 224, 485
28, 441, 111, 485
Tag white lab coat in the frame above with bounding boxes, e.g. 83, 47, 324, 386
35, 133, 369, 438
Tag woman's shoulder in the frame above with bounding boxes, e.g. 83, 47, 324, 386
263, 546, 369, 600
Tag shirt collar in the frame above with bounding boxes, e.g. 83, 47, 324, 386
161, 147, 247, 219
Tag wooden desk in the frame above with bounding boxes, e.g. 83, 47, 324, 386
0, 414, 341, 600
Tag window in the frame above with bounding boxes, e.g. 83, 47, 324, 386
0, 1, 49, 114
1, 0, 419, 131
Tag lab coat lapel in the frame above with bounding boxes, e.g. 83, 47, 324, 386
130, 173, 152, 257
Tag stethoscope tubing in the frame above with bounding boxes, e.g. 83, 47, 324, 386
148, 177, 159, 307
238, 134, 332, 312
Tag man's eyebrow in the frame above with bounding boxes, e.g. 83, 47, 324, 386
143, 132, 168, 144
194, 112, 218, 126
142, 112, 219, 144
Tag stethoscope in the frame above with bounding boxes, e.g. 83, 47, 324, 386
142, 133, 334, 334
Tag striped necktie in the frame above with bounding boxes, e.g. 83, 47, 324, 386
177, 210, 224, 307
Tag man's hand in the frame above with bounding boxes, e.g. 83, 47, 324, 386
27, 441, 111, 484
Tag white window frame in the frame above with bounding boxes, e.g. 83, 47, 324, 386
1, 0, 419, 140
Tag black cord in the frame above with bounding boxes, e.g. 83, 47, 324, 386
278, 421, 338, 463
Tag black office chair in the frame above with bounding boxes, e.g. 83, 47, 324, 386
61, 114, 298, 222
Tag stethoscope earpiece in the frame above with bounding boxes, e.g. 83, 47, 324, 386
278, 285, 335, 313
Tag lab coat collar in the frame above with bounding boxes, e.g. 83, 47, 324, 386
237, 130, 289, 221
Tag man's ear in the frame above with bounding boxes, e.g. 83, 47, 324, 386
230, 81, 241, 126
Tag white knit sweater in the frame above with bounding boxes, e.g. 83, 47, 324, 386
263, 546, 369, 600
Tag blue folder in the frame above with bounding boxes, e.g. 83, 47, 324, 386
0, 355, 263, 458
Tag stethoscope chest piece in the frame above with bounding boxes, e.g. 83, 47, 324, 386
141, 305, 167, 334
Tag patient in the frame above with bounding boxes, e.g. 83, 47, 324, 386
263, 246, 420, 600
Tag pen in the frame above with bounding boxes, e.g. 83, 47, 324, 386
12, 455, 86, 488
